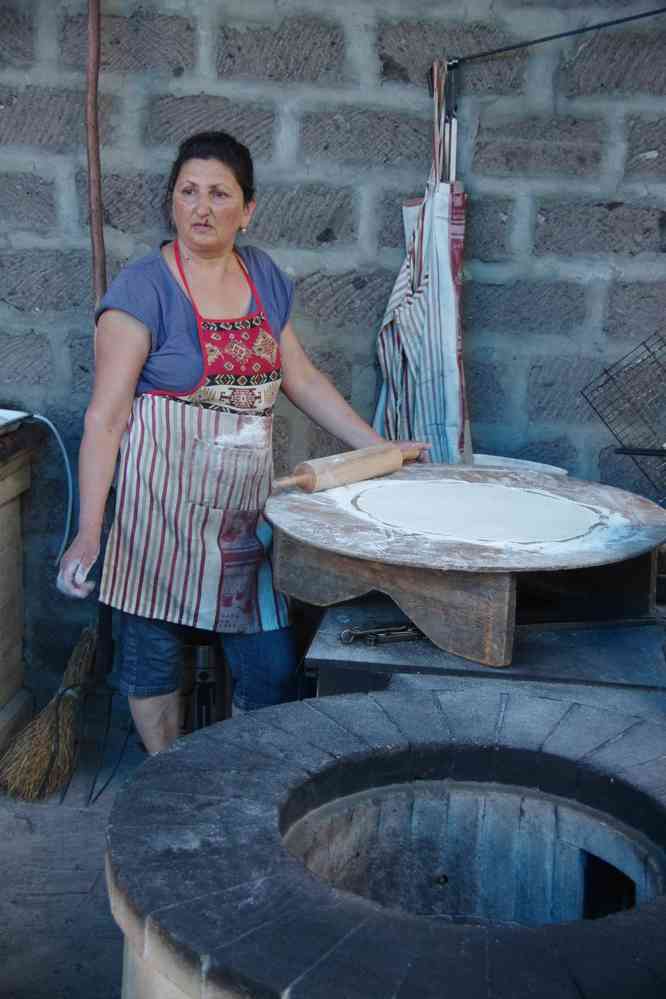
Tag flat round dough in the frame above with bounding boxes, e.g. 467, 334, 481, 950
352, 480, 600, 544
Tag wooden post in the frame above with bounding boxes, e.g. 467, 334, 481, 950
0, 452, 34, 751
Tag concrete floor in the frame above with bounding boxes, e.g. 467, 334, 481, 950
0, 686, 145, 999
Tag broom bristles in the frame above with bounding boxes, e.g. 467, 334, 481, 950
0, 626, 97, 800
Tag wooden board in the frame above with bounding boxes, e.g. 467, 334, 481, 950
275, 532, 517, 666
267, 467, 666, 666
0, 688, 32, 754
0, 461, 30, 507
0, 497, 23, 703
265, 465, 666, 574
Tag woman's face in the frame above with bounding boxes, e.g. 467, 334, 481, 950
171, 158, 255, 252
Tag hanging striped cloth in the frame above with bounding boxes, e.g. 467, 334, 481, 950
374, 60, 472, 464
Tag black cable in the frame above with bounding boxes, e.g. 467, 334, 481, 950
448, 6, 666, 69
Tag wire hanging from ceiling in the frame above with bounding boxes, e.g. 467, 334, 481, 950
445, 6, 666, 71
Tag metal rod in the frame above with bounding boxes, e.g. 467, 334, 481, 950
448, 6, 666, 69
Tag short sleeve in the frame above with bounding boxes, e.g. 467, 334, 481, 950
266, 257, 295, 334
95, 265, 162, 351
240, 246, 294, 338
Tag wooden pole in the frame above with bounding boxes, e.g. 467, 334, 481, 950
85, 0, 106, 307
85, 0, 113, 681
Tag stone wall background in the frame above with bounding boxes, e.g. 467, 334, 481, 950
0, 0, 665, 671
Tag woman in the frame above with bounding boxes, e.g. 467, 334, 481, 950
57, 130, 424, 753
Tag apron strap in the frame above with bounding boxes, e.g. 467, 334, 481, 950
174, 240, 268, 321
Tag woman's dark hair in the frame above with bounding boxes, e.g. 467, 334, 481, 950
163, 130, 255, 225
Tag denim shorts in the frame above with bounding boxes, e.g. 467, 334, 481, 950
114, 610, 298, 711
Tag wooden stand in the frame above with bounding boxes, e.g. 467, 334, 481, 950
274, 531, 519, 666
0, 449, 34, 750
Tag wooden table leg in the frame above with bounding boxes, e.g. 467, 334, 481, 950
274, 531, 516, 667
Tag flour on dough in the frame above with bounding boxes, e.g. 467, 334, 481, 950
352, 480, 600, 544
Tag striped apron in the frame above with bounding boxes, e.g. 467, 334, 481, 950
373, 60, 471, 464
100, 244, 289, 634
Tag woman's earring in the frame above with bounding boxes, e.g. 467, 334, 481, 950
240, 226, 248, 234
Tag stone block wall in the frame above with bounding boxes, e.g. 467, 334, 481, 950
0, 0, 665, 670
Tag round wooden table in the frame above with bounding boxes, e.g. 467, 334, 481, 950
265, 465, 666, 666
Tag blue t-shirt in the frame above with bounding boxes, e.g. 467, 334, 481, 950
95, 245, 294, 395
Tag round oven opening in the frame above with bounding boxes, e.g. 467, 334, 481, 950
283, 780, 666, 927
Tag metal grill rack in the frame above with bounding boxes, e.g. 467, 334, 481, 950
581, 332, 666, 502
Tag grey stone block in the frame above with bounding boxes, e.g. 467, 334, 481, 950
473, 115, 605, 178
207, 888, 370, 998
0, 1, 34, 68
259, 700, 369, 758
0, 87, 117, 150
369, 690, 456, 745
558, 30, 666, 97
464, 281, 586, 335
487, 926, 580, 999
466, 198, 512, 262
511, 437, 578, 472
626, 116, 666, 180
150, 873, 307, 982
498, 694, 572, 752
272, 412, 290, 477
548, 919, 665, 998
465, 360, 509, 424
378, 194, 512, 261
301, 109, 431, 169
286, 913, 427, 999
66, 330, 95, 398
606, 281, 666, 339
541, 702, 640, 761
203, 714, 336, 774
0, 332, 52, 385
615, 754, 666, 796
0, 251, 94, 311
527, 358, 602, 422
389, 923, 488, 999
0, 172, 56, 226
535, 201, 666, 257
598, 447, 661, 502
307, 423, 347, 461
294, 269, 395, 329
584, 719, 666, 769
217, 15, 346, 84
435, 689, 507, 745
306, 693, 409, 752
144, 96, 275, 156
76, 170, 166, 234
377, 21, 527, 95
61, 12, 195, 74
251, 185, 355, 248
377, 190, 422, 250
512, 0, 635, 5
307, 346, 352, 400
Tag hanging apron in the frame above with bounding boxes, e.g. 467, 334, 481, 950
100, 244, 289, 634
373, 61, 471, 464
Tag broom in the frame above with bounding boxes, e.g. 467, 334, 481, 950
0, 627, 97, 799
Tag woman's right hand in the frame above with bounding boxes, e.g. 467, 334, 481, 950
56, 533, 100, 599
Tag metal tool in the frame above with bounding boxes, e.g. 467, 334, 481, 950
339, 623, 424, 646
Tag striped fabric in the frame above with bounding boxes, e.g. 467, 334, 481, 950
374, 62, 471, 464
100, 394, 288, 633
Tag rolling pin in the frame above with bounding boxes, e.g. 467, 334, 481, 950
272, 443, 422, 494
